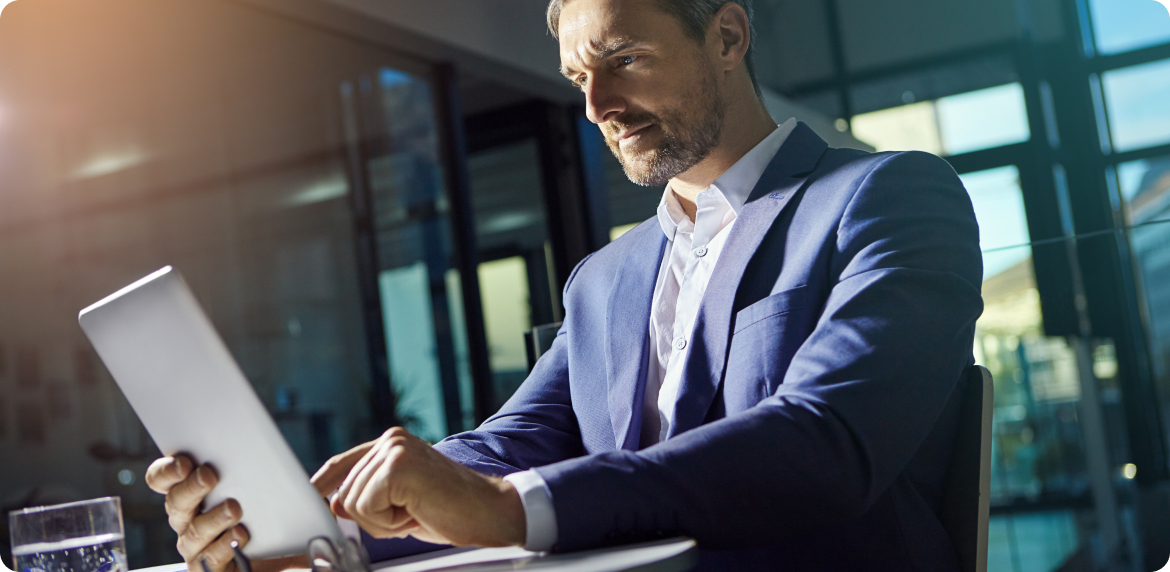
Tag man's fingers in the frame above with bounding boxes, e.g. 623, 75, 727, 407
340, 446, 389, 520
334, 443, 383, 515
191, 525, 248, 572
165, 465, 217, 533
165, 465, 217, 531
311, 441, 376, 498
146, 455, 193, 494
351, 458, 395, 520
177, 499, 241, 561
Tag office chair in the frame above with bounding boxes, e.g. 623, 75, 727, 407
524, 321, 563, 371
525, 324, 994, 572
939, 365, 994, 572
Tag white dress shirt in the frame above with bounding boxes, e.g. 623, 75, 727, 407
502, 118, 798, 552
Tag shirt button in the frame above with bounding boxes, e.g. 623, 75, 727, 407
695, 246, 708, 257
673, 338, 687, 350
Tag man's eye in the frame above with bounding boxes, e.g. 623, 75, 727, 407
617, 55, 637, 66
572, 76, 587, 89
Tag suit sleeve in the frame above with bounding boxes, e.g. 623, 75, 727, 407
533, 151, 984, 550
431, 256, 592, 477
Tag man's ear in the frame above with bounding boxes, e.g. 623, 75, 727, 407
711, 2, 750, 72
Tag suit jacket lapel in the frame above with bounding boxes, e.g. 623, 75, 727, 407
606, 220, 667, 451
667, 122, 829, 438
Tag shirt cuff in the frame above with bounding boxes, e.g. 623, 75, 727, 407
503, 470, 558, 552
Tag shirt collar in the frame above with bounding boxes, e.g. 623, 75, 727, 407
656, 117, 798, 239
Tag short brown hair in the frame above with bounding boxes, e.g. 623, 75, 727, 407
546, 0, 762, 98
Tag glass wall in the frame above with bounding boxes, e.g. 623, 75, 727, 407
960, 166, 1099, 571
0, 1, 466, 566
1119, 154, 1170, 460
340, 68, 476, 441
1101, 59, 1170, 154
1089, 3, 1170, 565
1085, 0, 1170, 55
844, 68, 1132, 566
467, 139, 560, 407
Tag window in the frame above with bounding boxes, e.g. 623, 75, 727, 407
1118, 154, 1170, 426
963, 166, 1093, 569
351, 67, 478, 442
965, 166, 1032, 277
477, 257, 533, 403
1101, 58, 1170, 154
466, 137, 560, 407
1087, 0, 1170, 55
851, 84, 1030, 155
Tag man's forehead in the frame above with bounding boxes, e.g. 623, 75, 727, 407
558, 0, 651, 70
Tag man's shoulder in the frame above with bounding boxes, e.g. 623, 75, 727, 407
814, 146, 958, 183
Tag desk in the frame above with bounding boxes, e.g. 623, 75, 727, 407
133, 538, 696, 572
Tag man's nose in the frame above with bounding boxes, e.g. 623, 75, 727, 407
583, 76, 625, 124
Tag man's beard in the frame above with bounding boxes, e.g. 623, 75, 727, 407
603, 64, 725, 187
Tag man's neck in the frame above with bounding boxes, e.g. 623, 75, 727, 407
671, 103, 778, 221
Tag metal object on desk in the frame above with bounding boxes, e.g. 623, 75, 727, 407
372, 538, 696, 572
308, 537, 370, 572
197, 536, 370, 572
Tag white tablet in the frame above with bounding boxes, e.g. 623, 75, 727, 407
79, 267, 343, 559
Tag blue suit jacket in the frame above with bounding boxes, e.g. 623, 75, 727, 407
433, 123, 983, 570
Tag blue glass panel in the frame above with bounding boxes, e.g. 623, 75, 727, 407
379, 67, 413, 88
1087, 0, 1170, 55
986, 512, 1080, 572
1102, 59, 1170, 153
937, 84, 1031, 156
961, 166, 1031, 278
380, 263, 447, 443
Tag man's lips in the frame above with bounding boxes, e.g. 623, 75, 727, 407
614, 124, 653, 143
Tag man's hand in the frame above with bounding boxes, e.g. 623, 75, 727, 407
311, 427, 526, 548
145, 456, 250, 572
144, 455, 314, 572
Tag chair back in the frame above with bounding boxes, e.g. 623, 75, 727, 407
938, 365, 994, 572
524, 322, 563, 371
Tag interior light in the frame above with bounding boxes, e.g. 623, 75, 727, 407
1123, 463, 1138, 479
285, 175, 348, 207
73, 148, 150, 180
117, 469, 136, 485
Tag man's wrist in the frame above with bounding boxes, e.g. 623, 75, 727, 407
493, 479, 527, 547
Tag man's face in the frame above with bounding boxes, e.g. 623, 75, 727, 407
559, 0, 726, 186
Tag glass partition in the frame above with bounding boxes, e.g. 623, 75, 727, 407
1086, 0, 1170, 55
340, 68, 476, 443
466, 139, 559, 407
961, 167, 1111, 571
1101, 58, 1170, 154
0, 1, 460, 566
1119, 154, 1170, 451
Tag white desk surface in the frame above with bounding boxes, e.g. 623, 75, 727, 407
132, 538, 696, 572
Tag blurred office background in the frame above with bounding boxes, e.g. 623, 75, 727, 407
0, 0, 1167, 569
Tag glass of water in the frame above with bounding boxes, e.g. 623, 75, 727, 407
9, 497, 128, 572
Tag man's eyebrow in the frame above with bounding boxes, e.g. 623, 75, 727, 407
560, 38, 639, 78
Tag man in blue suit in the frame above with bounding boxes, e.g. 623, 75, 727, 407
148, 0, 982, 569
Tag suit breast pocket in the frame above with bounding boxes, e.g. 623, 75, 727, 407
725, 285, 820, 412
